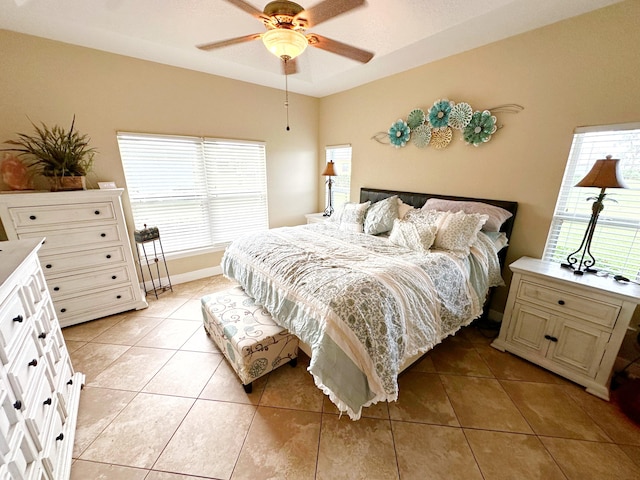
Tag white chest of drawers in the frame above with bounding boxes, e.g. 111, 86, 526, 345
1, 238, 84, 480
0, 189, 147, 327
492, 256, 640, 400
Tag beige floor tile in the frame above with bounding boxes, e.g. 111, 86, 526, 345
477, 344, 567, 383
619, 444, 640, 468
88, 346, 174, 390
231, 406, 321, 480
561, 384, 640, 445
180, 325, 221, 353
388, 371, 458, 425
317, 415, 398, 480
393, 422, 483, 480
68, 342, 130, 383
139, 294, 191, 318
73, 386, 136, 457
90, 315, 164, 345
70, 460, 148, 480
170, 277, 216, 297
199, 358, 268, 404
457, 325, 497, 345
541, 437, 640, 480
168, 298, 205, 321
465, 429, 566, 480
430, 336, 494, 377
440, 375, 532, 433
135, 318, 200, 349
501, 381, 611, 441
204, 275, 238, 292
322, 395, 390, 419
64, 339, 86, 353
406, 352, 436, 373
146, 472, 205, 480
154, 399, 256, 479
62, 314, 126, 341
260, 354, 324, 412
142, 350, 223, 397
79, 393, 194, 469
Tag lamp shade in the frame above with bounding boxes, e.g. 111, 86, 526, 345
262, 28, 308, 60
575, 155, 627, 189
321, 161, 336, 177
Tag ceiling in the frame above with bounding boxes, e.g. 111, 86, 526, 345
0, 0, 622, 98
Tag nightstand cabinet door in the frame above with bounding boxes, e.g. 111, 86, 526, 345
548, 319, 609, 378
506, 303, 555, 355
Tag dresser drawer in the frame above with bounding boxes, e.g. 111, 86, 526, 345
4, 425, 38, 480
7, 330, 46, 405
41, 403, 66, 480
8, 202, 115, 230
20, 224, 123, 254
0, 290, 31, 365
1, 390, 20, 457
24, 376, 56, 452
55, 285, 136, 322
516, 280, 620, 328
40, 245, 126, 276
48, 265, 132, 299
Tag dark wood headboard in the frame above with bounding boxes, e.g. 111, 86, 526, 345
359, 187, 518, 268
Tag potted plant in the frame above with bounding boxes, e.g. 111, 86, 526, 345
2, 116, 96, 191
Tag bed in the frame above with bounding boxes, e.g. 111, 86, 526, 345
222, 187, 518, 419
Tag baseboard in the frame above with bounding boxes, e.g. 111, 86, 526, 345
140, 265, 223, 291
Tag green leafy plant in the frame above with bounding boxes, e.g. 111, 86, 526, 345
3, 116, 95, 178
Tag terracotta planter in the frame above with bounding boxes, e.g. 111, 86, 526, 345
49, 175, 86, 192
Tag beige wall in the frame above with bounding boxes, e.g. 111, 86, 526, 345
0, 29, 319, 275
318, 0, 640, 313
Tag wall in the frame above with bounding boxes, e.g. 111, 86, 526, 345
318, 0, 640, 317
0, 29, 319, 276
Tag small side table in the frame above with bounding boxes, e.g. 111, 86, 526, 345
305, 212, 330, 224
134, 224, 173, 299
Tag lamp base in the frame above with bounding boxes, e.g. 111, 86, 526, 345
560, 263, 598, 276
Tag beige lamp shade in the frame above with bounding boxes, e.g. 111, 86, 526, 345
322, 160, 337, 177
262, 29, 308, 60
575, 155, 627, 189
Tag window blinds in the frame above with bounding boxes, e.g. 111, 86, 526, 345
542, 124, 640, 280
117, 132, 268, 255
325, 145, 352, 210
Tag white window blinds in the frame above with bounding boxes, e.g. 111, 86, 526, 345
543, 124, 640, 280
325, 145, 352, 210
117, 132, 268, 255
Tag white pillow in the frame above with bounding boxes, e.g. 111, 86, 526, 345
433, 210, 488, 257
364, 196, 398, 235
389, 218, 437, 253
397, 198, 416, 219
334, 201, 371, 233
422, 198, 512, 232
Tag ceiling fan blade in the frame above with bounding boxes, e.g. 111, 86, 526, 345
295, 0, 365, 28
282, 58, 298, 75
307, 34, 374, 63
224, 0, 269, 21
196, 34, 262, 51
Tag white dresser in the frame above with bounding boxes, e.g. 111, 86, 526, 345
0, 238, 84, 480
492, 256, 640, 400
0, 189, 147, 327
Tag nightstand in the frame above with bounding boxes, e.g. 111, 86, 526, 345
305, 212, 330, 224
492, 256, 640, 400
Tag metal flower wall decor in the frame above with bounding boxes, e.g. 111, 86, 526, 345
372, 100, 523, 150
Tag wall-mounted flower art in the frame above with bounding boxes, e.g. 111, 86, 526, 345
388, 119, 411, 148
372, 102, 522, 151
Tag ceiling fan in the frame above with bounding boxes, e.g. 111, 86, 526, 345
196, 0, 374, 75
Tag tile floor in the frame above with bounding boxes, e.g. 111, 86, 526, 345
63, 276, 640, 480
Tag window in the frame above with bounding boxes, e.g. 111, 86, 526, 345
117, 132, 268, 256
543, 123, 640, 280
325, 145, 352, 211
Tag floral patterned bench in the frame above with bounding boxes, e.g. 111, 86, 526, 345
201, 286, 299, 393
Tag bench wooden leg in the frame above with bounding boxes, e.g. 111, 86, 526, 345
243, 382, 253, 394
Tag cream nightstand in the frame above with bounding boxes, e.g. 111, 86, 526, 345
305, 213, 330, 224
492, 256, 640, 400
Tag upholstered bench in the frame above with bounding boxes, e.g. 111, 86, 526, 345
201, 286, 299, 393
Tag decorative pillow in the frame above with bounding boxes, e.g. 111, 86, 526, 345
335, 201, 370, 233
422, 198, 512, 232
389, 218, 437, 253
480, 230, 509, 251
397, 198, 417, 219
433, 210, 488, 257
364, 196, 398, 235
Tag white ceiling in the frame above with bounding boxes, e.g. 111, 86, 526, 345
0, 0, 622, 98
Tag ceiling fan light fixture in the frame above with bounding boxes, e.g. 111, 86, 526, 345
262, 28, 308, 60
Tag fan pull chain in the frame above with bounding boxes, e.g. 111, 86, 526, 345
284, 57, 290, 131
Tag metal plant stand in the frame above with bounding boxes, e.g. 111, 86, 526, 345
134, 224, 173, 299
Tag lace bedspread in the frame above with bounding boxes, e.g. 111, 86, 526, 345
222, 223, 503, 419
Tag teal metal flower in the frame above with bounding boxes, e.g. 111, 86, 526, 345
428, 99, 454, 129
463, 110, 497, 146
388, 119, 411, 148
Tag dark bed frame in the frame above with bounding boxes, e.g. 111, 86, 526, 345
359, 187, 518, 322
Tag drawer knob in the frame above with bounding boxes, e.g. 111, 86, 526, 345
55, 433, 64, 442
43, 397, 52, 406
95, 210, 100, 215
38, 332, 47, 339
67, 379, 73, 386
46, 264, 52, 269
106, 254, 112, 259
557, 300, 565, 305
13, 314, 23, 323
53, 286, 60, 291
112, 275, 117, 280
13, 400, 22, 410
29, 215, 36, 220
61, 308, 66, 313
28, 358, 38, 367
116, 295, 122, 299
101, 233, 106, 237
544, 334, 559, 342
